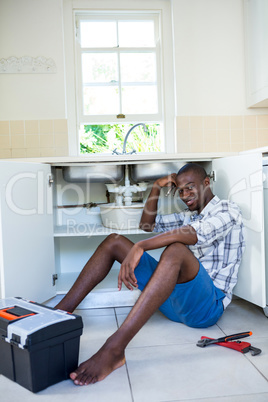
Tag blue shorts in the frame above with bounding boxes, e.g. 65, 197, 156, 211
135, 252, 225, 328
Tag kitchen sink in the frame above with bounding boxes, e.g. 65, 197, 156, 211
62, 165, 124, 183
130, 162, 184, 182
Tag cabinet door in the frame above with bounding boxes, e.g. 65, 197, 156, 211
212, 153, 266, 307
0, 161, 56, 302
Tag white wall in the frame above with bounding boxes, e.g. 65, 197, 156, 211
0, 0, 66, 120
0, 0, 266, 123
172, 0, 254, 115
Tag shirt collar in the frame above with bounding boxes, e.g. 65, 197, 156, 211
189, 195, 219, 221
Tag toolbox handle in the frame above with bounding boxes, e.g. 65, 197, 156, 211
0, 309, 35, 321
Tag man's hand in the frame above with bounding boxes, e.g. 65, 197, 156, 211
140, 173, 178, 232
155, 173, 178, 190
118, 244, 144, 291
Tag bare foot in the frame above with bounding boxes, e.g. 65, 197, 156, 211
70, 342, 126, 385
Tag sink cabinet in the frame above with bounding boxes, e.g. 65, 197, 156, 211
0, 152, 267, 312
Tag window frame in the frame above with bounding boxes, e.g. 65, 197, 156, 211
75, 12, 162, 125
63, 0, 175, 156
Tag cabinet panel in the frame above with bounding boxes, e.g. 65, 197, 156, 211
212, 153, 266, 307
244, 0, 268, 107
0, 161, 55, 302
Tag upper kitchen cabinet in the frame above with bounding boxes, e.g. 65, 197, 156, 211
244, 0, 268, 107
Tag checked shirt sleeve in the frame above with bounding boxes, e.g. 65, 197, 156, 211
153, 211, 187, 233
189, 201, 243, 246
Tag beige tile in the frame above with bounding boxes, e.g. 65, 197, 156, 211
40, 134, 54, 148
257, 129, 268, 147
0, 149, 11, 158
54, 147, 69, 156
25, 120, 39, 135
11, 148, 27, 158
177, 141, 191, 153
40, 148, 55, 157
190, 129, 203, 143
244, 115, 257, 129
191, 139, 204, 152
203, 142, 218, 153
11, 135, 25, 148
217, 129, 230, 143
257, 115, 268, 129
203, 116, 216, 130
204, 129, 217, 142
231, 142, 244, 152
244, 142, 259, 151
176, 130, 190, 153
230, 116, 243, 129
26, 148, 41, 157
54, 133, 68, 148
244, 129, 257, 142
230, 129, 244, 143
217, 142, 231, 152
54, 119, 68, 134
0, 121, 10, 135
176, 116, 190, 130
217, 116, 230, 130
190, 116, 203, 130
203, 131, 217, 153
10, 120, 24, 135
39, 119, 53, 134
25, 134, 40, 148
0, 135, 10, 148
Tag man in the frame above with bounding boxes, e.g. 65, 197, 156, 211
55, 162, 245, 386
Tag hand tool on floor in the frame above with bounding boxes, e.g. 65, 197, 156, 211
197, 336, 261, 356
197, 331, 252, 347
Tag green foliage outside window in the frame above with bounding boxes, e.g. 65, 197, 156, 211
80, 124, 161, 154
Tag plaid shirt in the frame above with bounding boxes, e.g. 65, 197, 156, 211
153, 196, 245, 309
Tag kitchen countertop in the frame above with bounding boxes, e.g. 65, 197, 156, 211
3, 152, 238, 166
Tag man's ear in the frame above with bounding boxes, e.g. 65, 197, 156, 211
204, 177, 210, 187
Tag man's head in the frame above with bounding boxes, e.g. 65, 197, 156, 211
175, 163, 213, 213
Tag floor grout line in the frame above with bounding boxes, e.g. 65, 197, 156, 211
114, 308, 135, 402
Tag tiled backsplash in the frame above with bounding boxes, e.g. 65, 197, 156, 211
0, 116, 267, 159
176, 115, 268, 153
0, 119, 69, 158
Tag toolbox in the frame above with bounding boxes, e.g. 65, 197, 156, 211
0, 297, 83, 393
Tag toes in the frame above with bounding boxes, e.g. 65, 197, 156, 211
77, 372, 93, 386
70, 372, 78, 381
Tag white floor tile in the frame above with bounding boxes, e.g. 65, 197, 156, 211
115, 306, 132, 315
244, 336, 268, 380
1, 298, 268, 401
77, 313, 119, 361
126, 343, 268, 401
0, 368, 132, 402
175, 394, 268, 402
74, 307, 116, 317
217, 299, 268, 339
117, 310, 225, 348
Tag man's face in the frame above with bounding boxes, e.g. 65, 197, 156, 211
175, 171, 210, 213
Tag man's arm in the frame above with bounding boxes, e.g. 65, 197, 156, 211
139, 173, 178, 232
118, 225, 198, 290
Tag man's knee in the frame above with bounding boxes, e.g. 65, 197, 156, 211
103, 233, 124, 248
160, 242, 188, 263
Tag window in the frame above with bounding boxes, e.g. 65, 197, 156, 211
75, 12, 163, 154
64, 1, 175, 155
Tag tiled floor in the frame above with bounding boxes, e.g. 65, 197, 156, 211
1, 297, 268, 401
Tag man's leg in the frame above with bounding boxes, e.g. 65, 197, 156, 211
70, 242, 199, 385
55, 234, 134, 313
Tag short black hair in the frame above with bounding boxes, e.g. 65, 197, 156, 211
177, 163, 208, 181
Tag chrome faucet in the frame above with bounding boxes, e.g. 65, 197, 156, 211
112, 123, 148, 155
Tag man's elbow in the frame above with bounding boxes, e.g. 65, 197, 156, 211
139, 222, 154, 232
